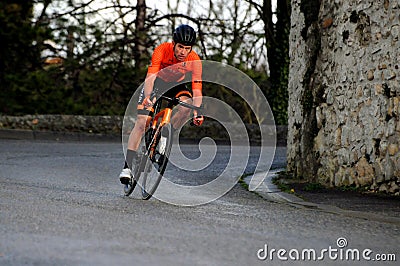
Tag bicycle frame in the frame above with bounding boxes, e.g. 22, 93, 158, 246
149, 95, 201, 130
124, 94, 202, 199
151, 107, 172, 129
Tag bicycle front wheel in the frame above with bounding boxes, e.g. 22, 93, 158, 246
141, 123, 173, 200
123, 177, 137, 196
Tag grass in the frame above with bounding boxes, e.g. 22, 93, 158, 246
272, 171, 296, 194
304, 183, 324, 191
237, 173, 265, 199
238, 174, 251, 190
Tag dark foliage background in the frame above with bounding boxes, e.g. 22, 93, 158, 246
0, 0, 290, 124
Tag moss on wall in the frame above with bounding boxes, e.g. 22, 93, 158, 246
300, 0, 321, 40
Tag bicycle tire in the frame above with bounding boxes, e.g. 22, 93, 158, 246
123, 155, 146, 196
124, 146, 149, 196
141, 123, 173, 200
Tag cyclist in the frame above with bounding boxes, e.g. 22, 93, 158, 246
119, 24, 204, 185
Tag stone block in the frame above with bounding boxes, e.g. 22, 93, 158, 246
379, 183, 389, 193
388, 143, 399, 156
337, 148, 350, 166
384, 156, 395, 181
374, 84, 383, 94
322, 17, 334, 29
386, 118, 396, 137
388, 181, 399, 193
373, 160, 384, 183
355, 156, 374, 186
367, 70, 375, 80
334, 166, 348, 186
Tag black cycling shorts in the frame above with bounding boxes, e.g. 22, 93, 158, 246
137, 77, 192, 116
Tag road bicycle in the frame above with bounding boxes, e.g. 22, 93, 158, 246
124, 94, 202, 200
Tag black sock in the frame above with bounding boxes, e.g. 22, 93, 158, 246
124, 149, 138, 169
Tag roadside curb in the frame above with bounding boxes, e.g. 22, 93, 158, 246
244, 170, 400, 226
244, 169, 307, 204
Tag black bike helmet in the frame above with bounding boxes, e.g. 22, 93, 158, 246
173, 24, 196, 46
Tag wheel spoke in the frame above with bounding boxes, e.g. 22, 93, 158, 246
141, 124, 172, 200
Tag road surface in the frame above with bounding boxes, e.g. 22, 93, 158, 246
0, 139, 398, 265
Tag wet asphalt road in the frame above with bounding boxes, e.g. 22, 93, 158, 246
0, 139, 399, 265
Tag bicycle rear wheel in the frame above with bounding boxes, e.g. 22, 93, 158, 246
141, 123, 173, 200
124, 153, 147, 196
124, 146, 149, 196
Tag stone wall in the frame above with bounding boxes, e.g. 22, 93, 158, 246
0, 115, 287, 145
288, 0, 400, 193
0, 115, 123, 134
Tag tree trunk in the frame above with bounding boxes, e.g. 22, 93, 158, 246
261, 0, 291, 125
134, 0, 147, 70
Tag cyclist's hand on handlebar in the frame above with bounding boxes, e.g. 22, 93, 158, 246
192, 110, 204, 126
142, 96, 154, 108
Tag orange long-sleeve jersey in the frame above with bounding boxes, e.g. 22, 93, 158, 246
146, 42, 202, 92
